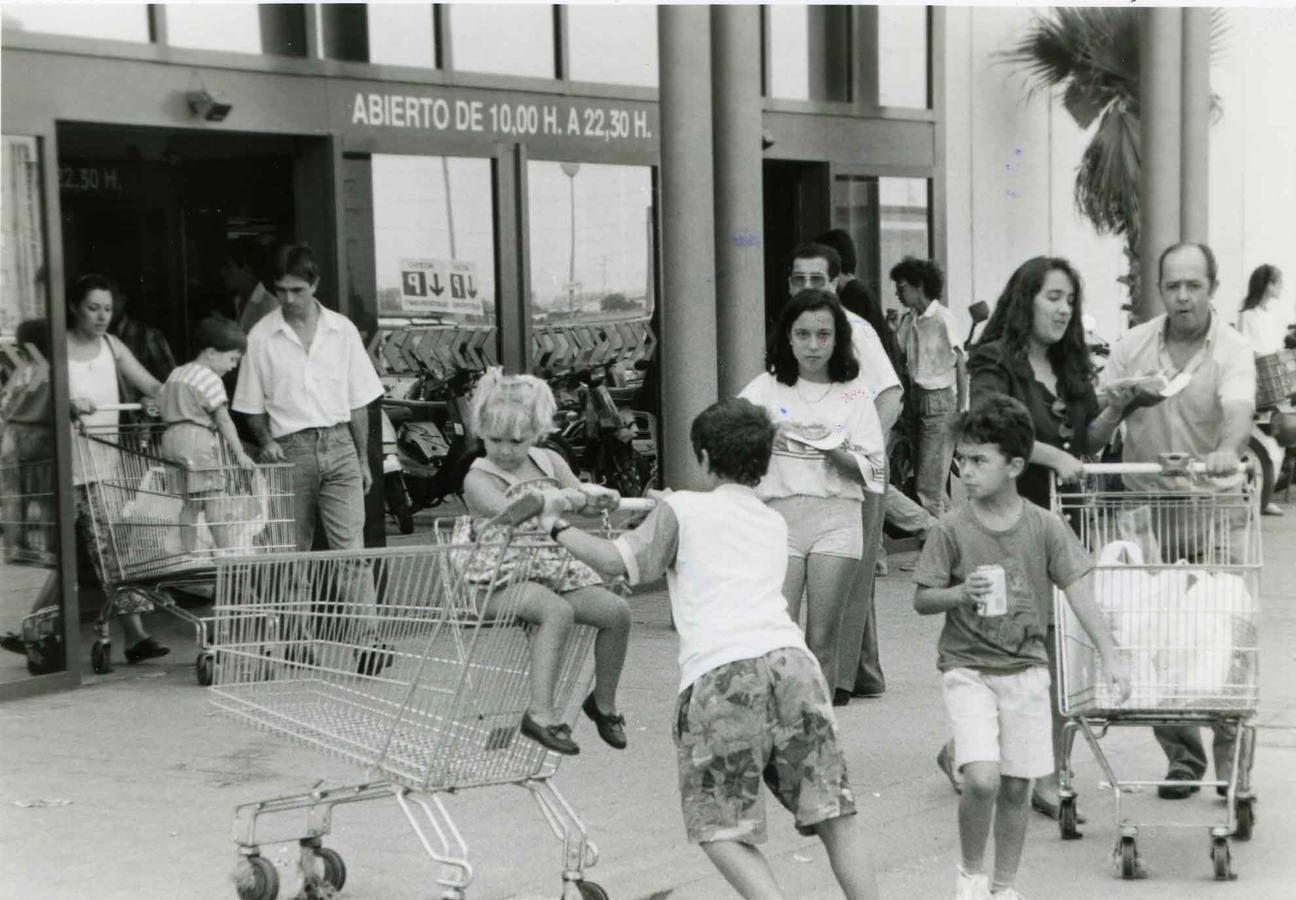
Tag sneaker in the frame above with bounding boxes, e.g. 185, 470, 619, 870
991, 888, 1026, 900
955, 866, 990, 900
124, 637, 170, 664
937, 741, 964, 795
582, 693, 628, 749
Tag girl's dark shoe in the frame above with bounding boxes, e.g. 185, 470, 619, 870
521, 712, 580, 755
832, 689, 852, 707
356, 643, 395, 676
582, 693, 628, 749
124, 637, 170, 664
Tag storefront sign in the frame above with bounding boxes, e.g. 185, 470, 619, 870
390, 258, 483, 317
342, 84, 658, 152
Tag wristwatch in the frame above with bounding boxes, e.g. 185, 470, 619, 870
549, 519, 573, 541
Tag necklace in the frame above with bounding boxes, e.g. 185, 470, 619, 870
794, 379, 834, 404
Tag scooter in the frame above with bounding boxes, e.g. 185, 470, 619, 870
547, 362, 658, 497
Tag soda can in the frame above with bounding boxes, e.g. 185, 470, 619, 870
974, 564, 1008, 617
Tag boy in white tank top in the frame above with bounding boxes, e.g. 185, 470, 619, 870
539, 398, 878, 900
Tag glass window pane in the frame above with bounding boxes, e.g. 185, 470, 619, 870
367, 3, 436, 68
567, 5, 657, 87
879, 177, 930, 313
878, 5, 929, 108
449, 4, 554, 79
527, 161, 654, 323
1, 3, 149, 42
166, 4, 261, 54
371, 154, 496, 322
1, 135, 66, 683
767, 4, 809, 100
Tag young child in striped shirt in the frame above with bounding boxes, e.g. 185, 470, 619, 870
158, 317, 256, 551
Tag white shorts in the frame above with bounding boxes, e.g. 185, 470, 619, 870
941, 666, 1053, 779
767, 495, 863, 560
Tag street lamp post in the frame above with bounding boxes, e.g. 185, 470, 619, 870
560, 162, 581, 315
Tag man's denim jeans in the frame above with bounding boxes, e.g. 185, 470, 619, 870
913, 385, 959, 517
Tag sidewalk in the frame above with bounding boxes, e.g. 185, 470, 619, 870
2, 515, 1294, 899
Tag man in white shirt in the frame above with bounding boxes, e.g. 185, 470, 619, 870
233, 244, 389, 673
786, 242, 900, 703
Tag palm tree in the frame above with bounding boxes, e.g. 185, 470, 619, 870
1000, 8, 1225, 312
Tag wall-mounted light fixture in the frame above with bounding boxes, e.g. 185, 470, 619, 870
186, 88, 232, 122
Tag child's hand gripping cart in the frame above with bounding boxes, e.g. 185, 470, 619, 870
208, 490, 653, 900
74, 404, 296, 681
1051, 454, 1260, 881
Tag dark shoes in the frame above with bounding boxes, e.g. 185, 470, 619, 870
1030, 792, 1087, 824
521, 712, 580, 755
832, 689, 852, 707
1157, 771, 1202, 800
356, 643, 395, 676
582, 693, 628, 749
125, 637, 170, 664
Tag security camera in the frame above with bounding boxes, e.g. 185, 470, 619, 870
186, 89, 232, 122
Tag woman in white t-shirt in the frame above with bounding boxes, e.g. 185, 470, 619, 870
1237, 264, 1288, 356
66, 274, 169, 665
739, 289, 887, 686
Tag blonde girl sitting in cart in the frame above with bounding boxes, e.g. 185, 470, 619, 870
461, 368, 632, 756
157, 317, 256, 553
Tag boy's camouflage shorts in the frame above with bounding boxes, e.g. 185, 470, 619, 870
672, 647, 856, 844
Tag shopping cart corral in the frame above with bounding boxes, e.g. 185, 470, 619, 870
1052, 458, 1261, 881
210, 495, 645, 900
75, 412, 294, 682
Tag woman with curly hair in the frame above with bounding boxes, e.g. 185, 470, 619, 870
739, 289, 887, 688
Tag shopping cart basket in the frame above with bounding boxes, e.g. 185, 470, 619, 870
1052, 457, 1261, 881
210, 494, 650, 900
75, 409, 295, 681
0, 454, 64, 675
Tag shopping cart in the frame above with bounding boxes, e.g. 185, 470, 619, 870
210, 494, 651, 900
1052, 456, 1261, 881
0, 454, 62, 674
75, 407, 295, 682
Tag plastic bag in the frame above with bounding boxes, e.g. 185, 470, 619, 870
120, 466, 183, 523
1160, 571, 1256, 706
1095, 540, 1162, 707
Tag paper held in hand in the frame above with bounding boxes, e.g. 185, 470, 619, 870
785, 424, 846, 451
1100, 370, 1192, 401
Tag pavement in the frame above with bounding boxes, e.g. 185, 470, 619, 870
2, 511, 1295, 900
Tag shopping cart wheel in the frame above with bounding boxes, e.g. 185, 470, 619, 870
1118, 836, 1141, 880
235, 854, 279, 900
91, 640, 111, 675
1211, 837, 1235, 881
574, 881, 608, 900
1235, 798, 1255, 840
195, 652, 214, 686
1058, 796, 1081, 840
313, 847, 346, 892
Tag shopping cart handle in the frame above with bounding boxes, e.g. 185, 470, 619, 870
96, 403, 144, 412
1079, 453, 1253, 477
487, 493, 545, 528
616, 497, 656, 513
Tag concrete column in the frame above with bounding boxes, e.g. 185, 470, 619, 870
711, 5, 765, 397
1137, 7, 1183, 323
659, 6, 718, 489
1180, 7, 1211, 244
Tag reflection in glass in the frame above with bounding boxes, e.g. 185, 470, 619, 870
567, 5, 657, 87
165, 3, 262, 54
449, 4, 554, 79
1, 135, 63, 682
834, 175, 929, 315
371, 154, 496, 321
0, 3, 150, 42
767, 4, 810, 100
367, 3, 437, 68
878, 5, 929, 108
527, 162, 653, 323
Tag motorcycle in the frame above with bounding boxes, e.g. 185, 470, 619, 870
547, 362, 658, 497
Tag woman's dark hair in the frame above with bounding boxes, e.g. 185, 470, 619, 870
815, 229, 857, 276
67, 274, 114, 326
1241, 264, 1281, 313
976, 256, 1093, 401
193, 316, 248, 354
272, 242, 320, 283
956, 394, 1035, 465
889, 256, 944, 300
767, 289, 860, 386
690, 398, 775, 487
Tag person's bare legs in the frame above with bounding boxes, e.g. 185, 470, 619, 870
119, 613, 149, 644
179, 500, 199, 552
781, 555, 807, 624
483, 581, 573, 724
700, 840, 783, 900
562, 585, 631, 714
802, 553, 859, 687
815, 815, 879, 900
991, 775, 1031, 892
959, 762, 1001, 875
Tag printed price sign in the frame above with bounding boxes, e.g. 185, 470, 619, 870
392, 259, 482, 317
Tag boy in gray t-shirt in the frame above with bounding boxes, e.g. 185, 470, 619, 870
912, 395, 1129, 900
